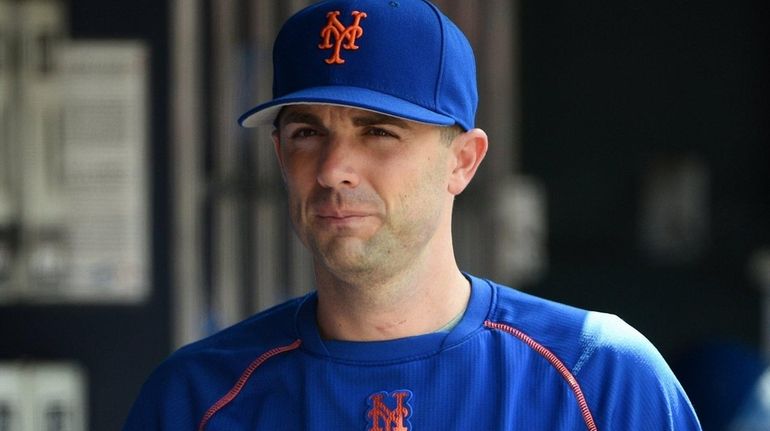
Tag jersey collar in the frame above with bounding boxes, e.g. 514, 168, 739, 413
294, 273, 494, 362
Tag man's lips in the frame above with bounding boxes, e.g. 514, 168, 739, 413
312, 208, 375, 225
316, 211, 368, 218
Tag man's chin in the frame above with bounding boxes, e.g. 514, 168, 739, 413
320, 249, 372, 274
313, 240, 380, 278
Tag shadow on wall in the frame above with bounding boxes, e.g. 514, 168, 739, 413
673, 341, 770, 431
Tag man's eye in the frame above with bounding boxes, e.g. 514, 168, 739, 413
291, 128, 319, 138
366, 128, 396, 138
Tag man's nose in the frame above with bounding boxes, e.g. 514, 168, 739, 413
316, 136, 360, 189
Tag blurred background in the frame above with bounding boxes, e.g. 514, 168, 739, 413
0, 0, 768, 429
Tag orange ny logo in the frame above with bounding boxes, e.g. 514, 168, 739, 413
318, 10, 368, 64
366, 390, 412, 431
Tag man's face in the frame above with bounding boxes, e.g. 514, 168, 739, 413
273, 105, 456, 282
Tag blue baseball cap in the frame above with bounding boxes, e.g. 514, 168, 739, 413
238, 0, 478, 131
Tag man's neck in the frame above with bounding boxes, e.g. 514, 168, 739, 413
314, 263, 471, 342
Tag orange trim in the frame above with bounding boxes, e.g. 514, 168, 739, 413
484, 321, 598, 431
197, 339, 302, 431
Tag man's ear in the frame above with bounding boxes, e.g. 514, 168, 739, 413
272, 129, 288, 183
447, 128, 488, 196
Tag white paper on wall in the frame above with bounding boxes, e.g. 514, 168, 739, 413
0, 362, 87, 431
49, 41, 150, 303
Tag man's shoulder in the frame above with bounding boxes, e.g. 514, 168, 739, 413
485, 278, 593, 343
123, 295, 311, 429
483, 278, 659, 374
169, 294, 309, 365
483, 278, 702, 429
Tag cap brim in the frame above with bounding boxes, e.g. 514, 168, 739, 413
238, 86, 456, 128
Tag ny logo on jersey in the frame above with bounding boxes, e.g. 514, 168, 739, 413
318, 10, 368, 64
366, 390, 412, 431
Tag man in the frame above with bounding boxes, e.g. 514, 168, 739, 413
124, 0, 702, 429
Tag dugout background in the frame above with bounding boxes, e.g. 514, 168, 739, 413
0, 1, 768, 430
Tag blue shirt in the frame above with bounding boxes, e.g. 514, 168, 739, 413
123, 274, 701, 430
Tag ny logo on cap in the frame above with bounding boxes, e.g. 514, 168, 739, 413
318, 10, 367, 64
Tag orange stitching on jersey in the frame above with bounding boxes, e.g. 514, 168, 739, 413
197, 339, 302, 431
484, 321, 598, 431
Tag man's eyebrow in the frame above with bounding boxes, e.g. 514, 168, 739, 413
278, 108, 412, 129
352, 113, 411, 129
279, 110, 323, 127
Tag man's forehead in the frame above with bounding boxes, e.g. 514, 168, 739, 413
277, 104, 414, 129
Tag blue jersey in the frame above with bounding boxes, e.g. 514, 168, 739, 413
123, 274, 701, 430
